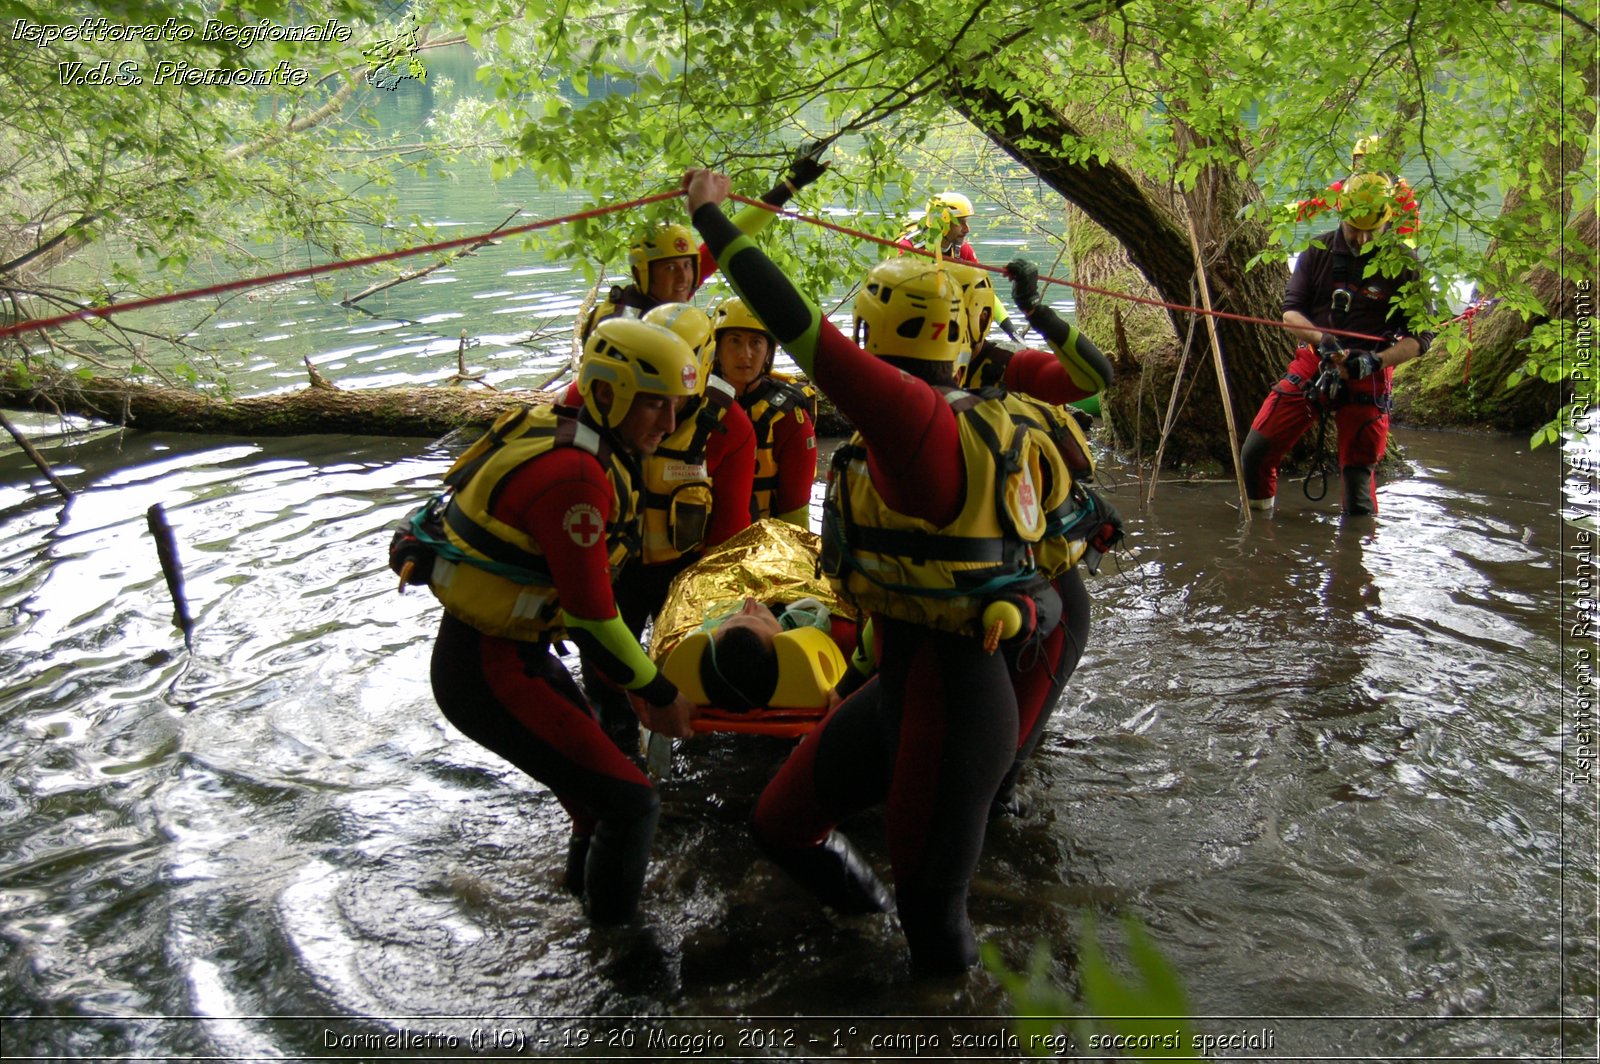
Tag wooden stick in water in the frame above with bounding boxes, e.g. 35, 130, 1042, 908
0, 411, 73, 500
146, 503, 194, 650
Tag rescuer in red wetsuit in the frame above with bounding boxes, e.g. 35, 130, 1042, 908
579, 146, 832, 342
711, 296, 817, 527
685, 168, 1104, 974
1240, 172, 1434, 516
425, 318, 702, 925
565, 303, 757, 752
896, 190, 1022, 343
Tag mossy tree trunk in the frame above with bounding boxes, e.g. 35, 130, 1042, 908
947, 78, 1293, 469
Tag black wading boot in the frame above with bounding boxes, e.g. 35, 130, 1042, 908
583, 798, 661, 924
1341, 463, 1377, 516
899, 892, 979, 976
759, 830, 893, 915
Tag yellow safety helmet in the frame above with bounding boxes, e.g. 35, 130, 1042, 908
927, 191, 974, 222
578, 318, 703, 429
949, 264, 995, 350
712, 296, 777, 375
1336, 171, 1396, 231
1351, 135, 1382, 168
921, 191, 975, 250
643, 302, 715, 379
627, 223, 700, 298
662, 625, 847, 710
853, 256, 964, 363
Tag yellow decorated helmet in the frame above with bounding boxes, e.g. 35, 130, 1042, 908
643, 302, 715, 379
712, 296, 777, 374
1337, 171, 1395, 231
852, 256, 964, 363
627, 223, 699, 298
579, 318, 703, 428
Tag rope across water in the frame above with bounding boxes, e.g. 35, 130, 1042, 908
4, 186, 1428, 348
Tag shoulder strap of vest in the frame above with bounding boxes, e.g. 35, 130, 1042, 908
1328, 241, 1357, 324
940, 385, 985, 415
445, 407, 614, 493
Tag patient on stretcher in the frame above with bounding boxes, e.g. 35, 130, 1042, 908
649, 521, 872, 733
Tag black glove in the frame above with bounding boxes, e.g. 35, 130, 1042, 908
787, 140, 831, 191
999, 317, 1022, 343
1006, 257, 1041, 313
1081, 488, 1124, 576
1317, 333, 1344, 358
1345, 352, 1382, 380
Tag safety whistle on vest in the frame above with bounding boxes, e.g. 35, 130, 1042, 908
980, 597, 1026, 654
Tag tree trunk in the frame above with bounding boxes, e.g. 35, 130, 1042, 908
1393, 210, 1593, 430
945, 77, 1294, 468
0, 364, 553, 438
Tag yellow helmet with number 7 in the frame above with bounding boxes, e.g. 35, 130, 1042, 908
579, 318, 703, 429
852, 257, 964, 363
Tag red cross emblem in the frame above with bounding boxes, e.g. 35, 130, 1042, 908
672, 236, 691, 252
682, 364, 698, 391
562, 503, 604, 548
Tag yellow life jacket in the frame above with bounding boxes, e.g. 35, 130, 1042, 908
578, 285, 651, 343
741, 372, 817, 521
426, 404, 639, 641
638, 377, 736, 565
1000, 391, 1101, 577
819, 388, 1075, 637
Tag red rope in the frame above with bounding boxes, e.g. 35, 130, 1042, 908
5, 184, 1416, 351
0, 190, 688, 342
724, 193, 1390, 348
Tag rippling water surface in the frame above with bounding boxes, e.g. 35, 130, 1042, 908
0, 417, 1590, 1059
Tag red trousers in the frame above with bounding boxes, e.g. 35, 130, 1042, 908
1241, 346, 1392, 514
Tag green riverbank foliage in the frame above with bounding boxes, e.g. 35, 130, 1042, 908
3, 0, 1593, 449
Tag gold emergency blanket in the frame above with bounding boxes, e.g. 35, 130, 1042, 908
649, 519, 850, 662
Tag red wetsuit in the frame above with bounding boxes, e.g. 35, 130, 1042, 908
429, 435, 675, 923
562, 381, 756, 552
737, 375, 818, 523
698, 202, 1034, 974
1240, 226, 1432, 514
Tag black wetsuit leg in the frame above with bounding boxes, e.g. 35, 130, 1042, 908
878, 619, 1018, 973
432, 613, 660, 922
995, 567, 1091, 813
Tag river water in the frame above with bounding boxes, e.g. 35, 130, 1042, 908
3, 60, 1596, 1062
1, 414, 1592, 1060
